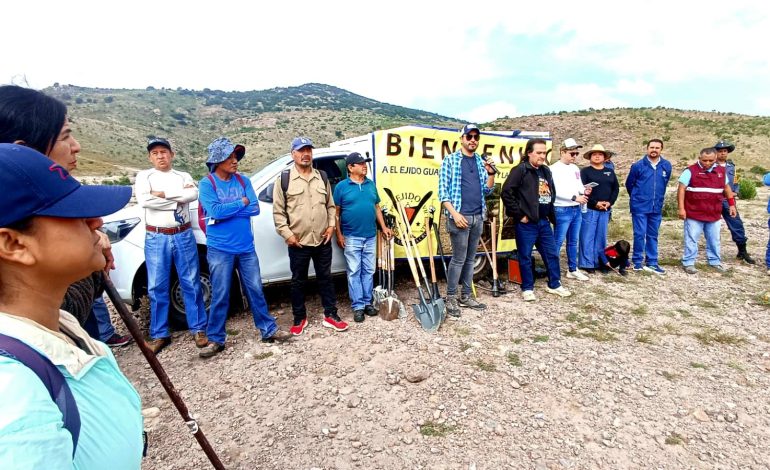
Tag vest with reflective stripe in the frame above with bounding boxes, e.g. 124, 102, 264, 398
684, 163, 724, 222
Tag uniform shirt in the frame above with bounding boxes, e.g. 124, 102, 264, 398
135, 168, 198, 227
198, 173, 260, 254
678, 163, 728, 186
333, 177, 380, 238
272, 167, 336, 247
0, 310, 143, 469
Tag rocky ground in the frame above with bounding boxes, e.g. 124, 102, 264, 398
111, 188, 770, 470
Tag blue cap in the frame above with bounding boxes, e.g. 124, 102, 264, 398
763, 172, 770, 186
291, 136, 314, 152
147, 136, 172, 152
0, 144, 132, 227
206, 137, 245, 172
460, 124, 480, 136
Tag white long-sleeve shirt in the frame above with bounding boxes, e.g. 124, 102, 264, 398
134, 168, 198, 227
550, 161, 584, 207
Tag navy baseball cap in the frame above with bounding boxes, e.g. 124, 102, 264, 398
0, 144, 132, 227
147, 137, 172, 152
460, 124, 480, 136
345, 152, 372, 166
291, 136, 314, 152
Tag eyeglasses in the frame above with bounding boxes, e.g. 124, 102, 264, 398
465, 134, 480, 141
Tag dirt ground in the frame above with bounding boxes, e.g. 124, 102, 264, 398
111, 187, 770, 470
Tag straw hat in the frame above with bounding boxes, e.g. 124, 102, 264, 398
583, 144, 610, 160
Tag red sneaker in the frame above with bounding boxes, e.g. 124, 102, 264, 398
322, 314, 349, 332
289, 318, 308, 336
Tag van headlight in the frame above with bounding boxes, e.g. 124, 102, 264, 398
101, 218, 141, 243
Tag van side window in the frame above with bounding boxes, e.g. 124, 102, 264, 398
313, 157, 347, 193
258, 183, 275, 203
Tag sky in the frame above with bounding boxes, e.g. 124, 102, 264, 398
4, 0, 770, 123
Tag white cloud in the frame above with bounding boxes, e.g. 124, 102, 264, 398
459, 101, 520, 123
551, 83, 627, 110
615, 79, 655, 97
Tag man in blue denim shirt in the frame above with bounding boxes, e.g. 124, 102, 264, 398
764, 172, 770, 275
334, 153, 393, 322
715, 140, 756, 264
438, 124, 495, 317
198, 137, 291, 358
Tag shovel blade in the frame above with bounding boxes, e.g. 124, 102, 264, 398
372, 286, 387, 308
412, 289, 445, 332
379, 296, 400, 321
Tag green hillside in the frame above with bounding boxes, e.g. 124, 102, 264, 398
45, 83, 463, 179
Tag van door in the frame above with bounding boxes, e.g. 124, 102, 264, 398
252, 154, 349, 283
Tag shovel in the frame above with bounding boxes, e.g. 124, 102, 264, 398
392, 195, 445, 331
425, 214, 441, 300
372, 231, 388, 308
429, 206, 449, 279
379, 230, 402, 320
490, 216, 504, 297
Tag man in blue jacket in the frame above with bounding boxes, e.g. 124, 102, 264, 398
625, 139, 672, 275
198, 137, 291, 358
715, 140, 756, 264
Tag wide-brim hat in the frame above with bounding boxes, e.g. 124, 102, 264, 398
714, 140, 735, 153
583, 144, 610, 160
206, 137, 245, 172
0, 144, 131, 227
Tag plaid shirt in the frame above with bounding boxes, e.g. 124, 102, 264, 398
438, 150, 493, 219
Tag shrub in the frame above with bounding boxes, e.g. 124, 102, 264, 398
749, 165, 768, 175
662, 194, 679, 220
737, 179, 757, 200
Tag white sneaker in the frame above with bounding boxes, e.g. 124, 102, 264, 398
521, 290, 536, 302
566, 270, 589, 281
546, 286, 572, 298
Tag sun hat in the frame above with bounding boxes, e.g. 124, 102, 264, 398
583, 144, 610, 160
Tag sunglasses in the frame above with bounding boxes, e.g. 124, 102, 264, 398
465, 134, 480, 141
569, 151, 580, 156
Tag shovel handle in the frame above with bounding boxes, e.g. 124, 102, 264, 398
392, 201, 422, 289
490, 216, 498, 280
425, 216, 437, 284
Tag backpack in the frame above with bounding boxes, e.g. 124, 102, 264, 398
278, 168, 328, 225
0, 333, 80, 457
197, 173, 246, 233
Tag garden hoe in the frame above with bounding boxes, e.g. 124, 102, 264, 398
378, 208, 402, 320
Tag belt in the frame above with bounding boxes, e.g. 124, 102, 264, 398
146, 222, 191, 235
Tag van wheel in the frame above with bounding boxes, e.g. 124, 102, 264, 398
169, 261, 212, 330
473, 254, 491, 281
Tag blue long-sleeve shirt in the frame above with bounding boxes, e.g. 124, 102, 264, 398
198, 173, 259, 254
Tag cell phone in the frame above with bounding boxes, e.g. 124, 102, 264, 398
584, 182, 599, 188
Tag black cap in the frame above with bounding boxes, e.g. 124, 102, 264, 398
147, 137, 172, 152
345, 152, 372, 166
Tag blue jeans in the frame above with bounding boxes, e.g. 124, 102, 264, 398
446, 214, 484, 296
343, 235, 376, 310
145, 230, 207, 340
553, 205, 582, 272
631, 212, 663, 267
514, 218, 562, 291
682, 218, 721, 266
765, 218, 770, 268
92, 296, 115, 342
579, 209, 610, 269
722, 199, 747, 244
206, 246, 277, 345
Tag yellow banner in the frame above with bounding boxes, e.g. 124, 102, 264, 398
372, 125, 552, 258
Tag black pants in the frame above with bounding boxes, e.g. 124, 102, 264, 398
289, 242, 336, 322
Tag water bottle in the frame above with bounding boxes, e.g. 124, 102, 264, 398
581, 203, 587, 214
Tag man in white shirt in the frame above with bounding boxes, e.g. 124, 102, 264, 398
135, 137, 208, 354
551, 138, 590, 281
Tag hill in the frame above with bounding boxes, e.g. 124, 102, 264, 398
489, 107, 770, 182
45, 83, 463, 179
46, 83, 770, 183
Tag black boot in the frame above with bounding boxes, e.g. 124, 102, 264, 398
737, 243, 756, 265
